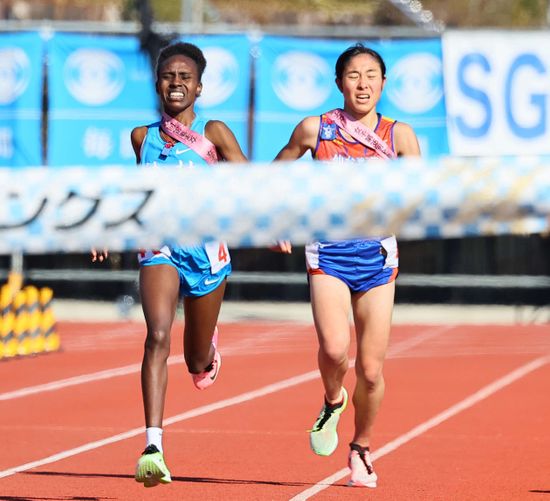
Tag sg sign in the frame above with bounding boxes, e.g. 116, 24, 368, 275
443, 31, 549, 155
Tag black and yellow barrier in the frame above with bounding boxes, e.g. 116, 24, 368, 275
0, 274, 60, 360
40, 287, 61, 353
0, 283, 18, 358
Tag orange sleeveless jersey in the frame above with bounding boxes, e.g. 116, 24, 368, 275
314, 112, 396, 161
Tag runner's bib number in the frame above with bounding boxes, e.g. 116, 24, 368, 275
204, 241, 231, 274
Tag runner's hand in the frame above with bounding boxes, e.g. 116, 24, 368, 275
91, 248, 109, 262
269, 240, 292, 254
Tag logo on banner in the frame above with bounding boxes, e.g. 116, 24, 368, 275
0, 48, 31, 105
64, 49, 125, 106
0, 127, 13, 158
386, 53, 443, 114
272, 51, 332, 110
199, 47, 239, 107
83, 127, 114, 159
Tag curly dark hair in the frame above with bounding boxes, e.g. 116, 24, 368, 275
155, 42, 207, 81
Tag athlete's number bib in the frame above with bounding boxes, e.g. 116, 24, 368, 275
381, 236, 398, 269
204, 241, 230, 274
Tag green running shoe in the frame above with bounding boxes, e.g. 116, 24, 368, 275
135, 444, 172, 488
309, 387, 348, 456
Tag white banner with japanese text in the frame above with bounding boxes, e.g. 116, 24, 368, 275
0, 157, 548, 254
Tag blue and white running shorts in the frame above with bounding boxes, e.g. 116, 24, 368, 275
138, 242, 231, 297
305, 236, 398, 293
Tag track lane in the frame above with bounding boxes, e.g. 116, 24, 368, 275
0, 322, 548, 500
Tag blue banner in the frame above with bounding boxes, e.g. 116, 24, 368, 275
47, 33, 157, 166
0, 32, 43, 167
376, 38, 449, 157
182, 35, 251, 157
253, 36, 448, 161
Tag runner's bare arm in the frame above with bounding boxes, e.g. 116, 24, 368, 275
394, 122, 421, 157
205, 120, 247, 162
131, 126, 148, 164
274, 116, 320, 161
93, 126, 148, 262
269, 117, 321, 254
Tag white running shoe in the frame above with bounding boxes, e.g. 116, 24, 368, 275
348, 443, 377, 488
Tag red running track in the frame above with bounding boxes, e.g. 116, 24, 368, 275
0, 319, 549, 500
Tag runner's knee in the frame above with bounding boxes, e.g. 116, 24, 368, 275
319, 342, 348, 367
356, 361, 383, 392
144, 328, 171, 357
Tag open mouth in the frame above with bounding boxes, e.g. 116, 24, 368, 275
167, 91, 184, 101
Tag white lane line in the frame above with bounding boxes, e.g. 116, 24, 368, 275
0, 325, 449, 402
0, 368, 321, 479
0, 356, 184, 401
289, 355, 550, 500
0, 327, 451, 479
387, 325, 454, 357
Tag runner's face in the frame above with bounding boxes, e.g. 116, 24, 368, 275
156, 54, 202, 114
337, 53, 385, 117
